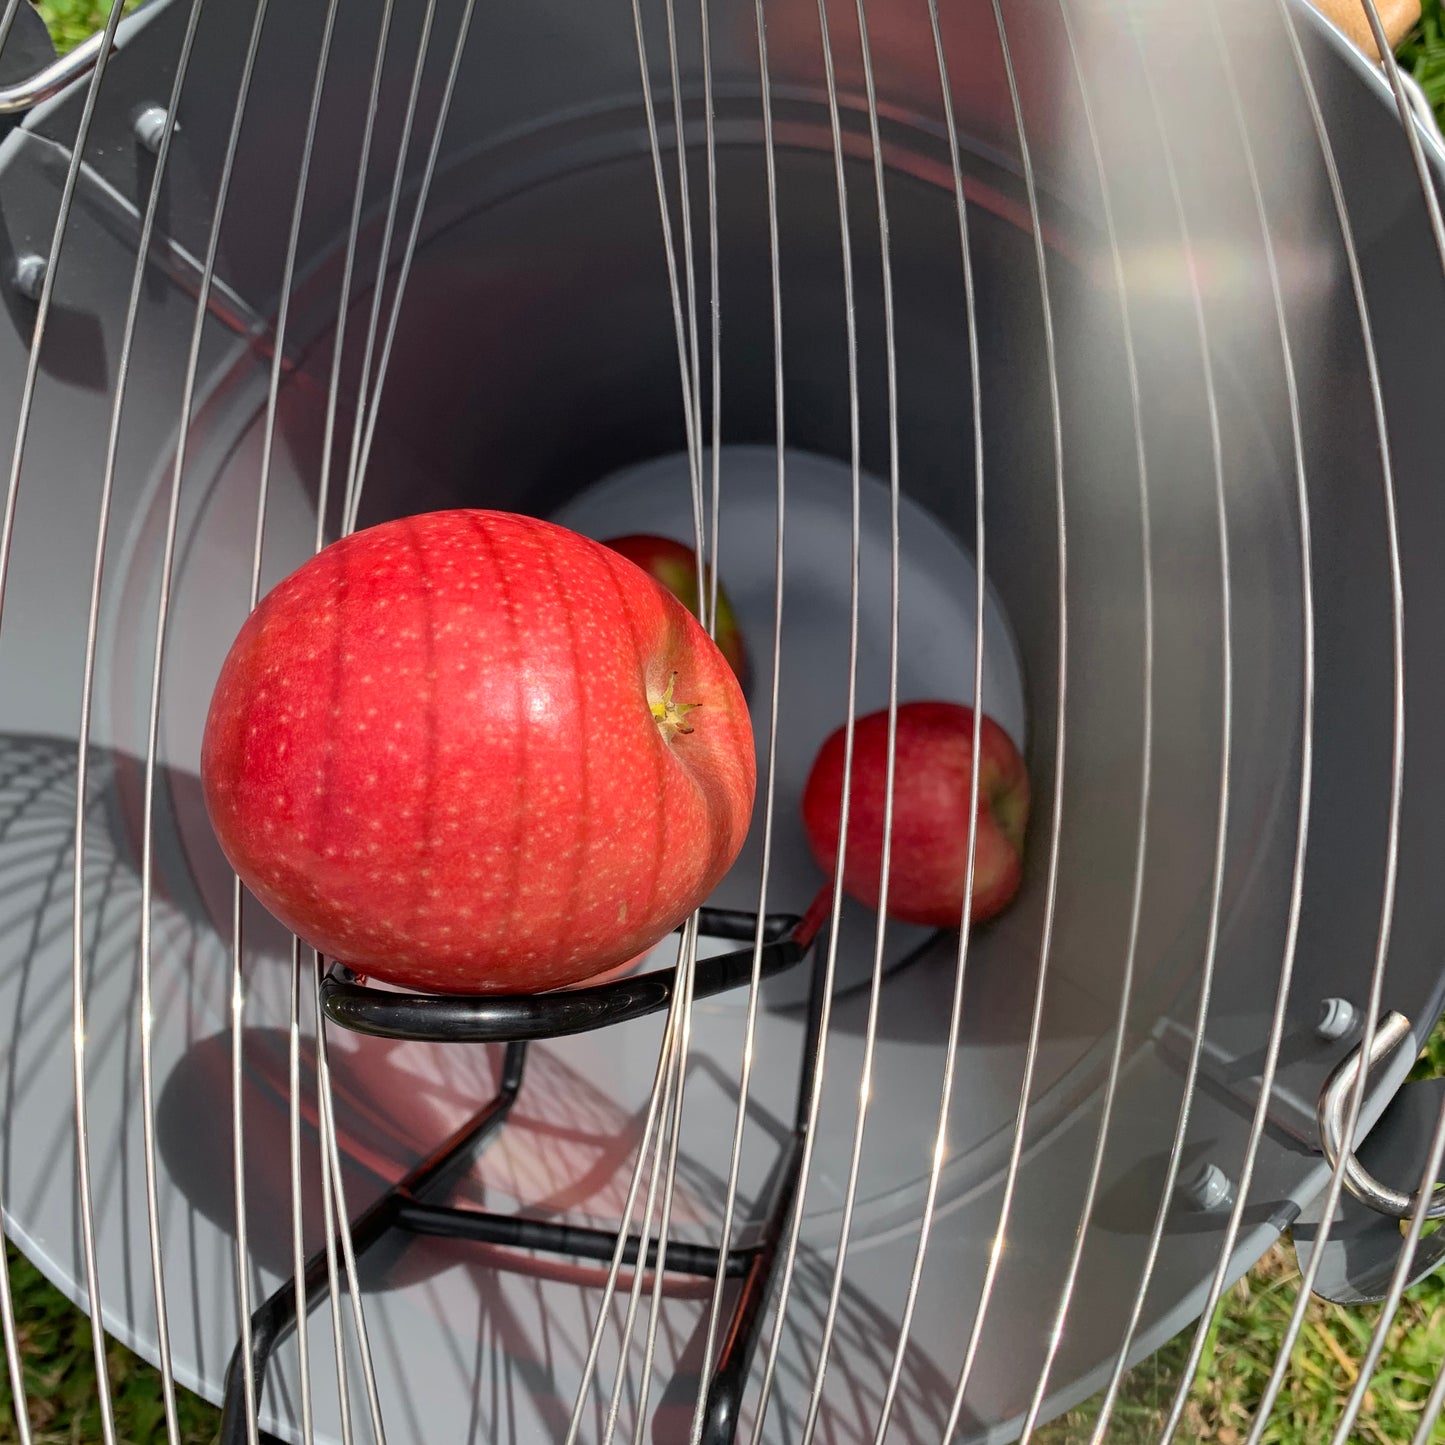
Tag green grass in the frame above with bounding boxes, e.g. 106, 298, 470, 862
1400, 0, 1445, 129
8, 0, 1445, 1441
31, 0, 136, 54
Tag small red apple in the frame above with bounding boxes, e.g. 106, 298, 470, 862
201, 510, 756, 995
602, 534, 748, 685
801, 701, 1028, 928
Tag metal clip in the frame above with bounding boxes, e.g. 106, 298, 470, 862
1317, 1010, 1445, 1221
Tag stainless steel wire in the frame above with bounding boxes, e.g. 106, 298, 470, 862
555, 0, 712, 1433
561, 991, 685, 1445
1332, 1094, 1445, 1443
350, 0, 482, 523
80, 8, 209, 1445
661, 0, 710, 586
260, 5, 347, 1440
1157, 6, 1318, 1437
1087, 19, 1234, 1444
305, 7, 398, 1426
316, 0, 397, 555
629, 934, 700, 1445
868, 2, 986, 1439
746, 0, 865, 1432
1016, 3, 1155, 1435
288, 939, 316, 1445
797, 0, 903, 1435
0, 0, 67, 1432
1333, 10, 1445, 1439
16, 4, 168, 1442
1410, 1292, 1445, 1445
314, 1011, 388, 1445
684, 2, 787, 1437
1238, 3, 1407, 1440
1362, 0, 1445, 268
942, 0, 1070, 1425
599, 991, 684, 1445
130, 7, 275, 1441
340, 0, 439, 540
301, 6, 483, 1438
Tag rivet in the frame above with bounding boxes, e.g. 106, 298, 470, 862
12, 255, 45, 301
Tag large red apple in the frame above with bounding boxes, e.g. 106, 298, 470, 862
201, 510, 756, 995
801, 701, 1028, 928
602, 534, 748, 685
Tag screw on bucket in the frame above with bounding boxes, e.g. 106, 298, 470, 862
11, 254, 44, 301
1317, 997, 1361, 1042
1180, 1161, 1234, 1213
132, 105, 171, 153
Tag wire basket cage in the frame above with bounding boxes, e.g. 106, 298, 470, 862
0, 0, 1444, 1442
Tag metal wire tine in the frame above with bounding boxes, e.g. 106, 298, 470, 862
247, 10, 348, 1441
1236, 11, 1406, 1439
289, 939, 315, 1443
1330, 1090, 1445, 1444
629, 926, 703, 1445
1361, 0, 1445, 273
315, 955, 356, 1445
78, 7, 209, 1444
0, 0, 38, 633
661, 0, 709, 585
1086, 24, 1233, 1445
797, 0, 902, 1436
350, 0, 483, 527
684, 0, 786, 1436
33, 4, 184, 1441
942, 0, 1069, 1428
1157, 6, 1316, 1437
1410, 1306, 1445, 1445
700, 0, 722, 639
134, 6, 279, 1438
628, 0, 705, 528
254, 0, 342, 601
0, 0, 51, 1429
315, 0, 397, 555
600, 924, 694, 1445
227, 880, 263, 1445
869, 2, 984, 1438
1015, 4, 1155, 1435
566, 0, 719, 1427
600, 1001, 682, 1445
315, 1008, 388, 1444
747, 0, 867, 1431
339, 0, 438, 540
561, 995, 684, 1445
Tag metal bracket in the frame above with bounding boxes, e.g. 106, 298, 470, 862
1295, 1070, 1445, 1304
1317, 1010, 1445, 1220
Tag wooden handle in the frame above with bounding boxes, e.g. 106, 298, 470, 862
1307, 0, 1420, 60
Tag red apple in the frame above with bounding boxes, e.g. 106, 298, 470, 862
201, 510, 756, 995
801, 701, 1028, 928
602, 534, 748, 685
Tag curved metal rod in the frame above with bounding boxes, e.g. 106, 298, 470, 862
0, 27, 113, 114
1316, 1010, 1445, 1220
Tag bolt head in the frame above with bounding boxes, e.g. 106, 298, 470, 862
11, 255, 45, 302
1181, 1160, 1233, 1212
133, 105, 170, 154
1316, 997, 1360, 1042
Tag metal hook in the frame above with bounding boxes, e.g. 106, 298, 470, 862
1317, 1010, 1445, 1220
0, 28, 113, 115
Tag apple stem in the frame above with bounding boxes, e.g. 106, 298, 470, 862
651, 670, 703, 739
